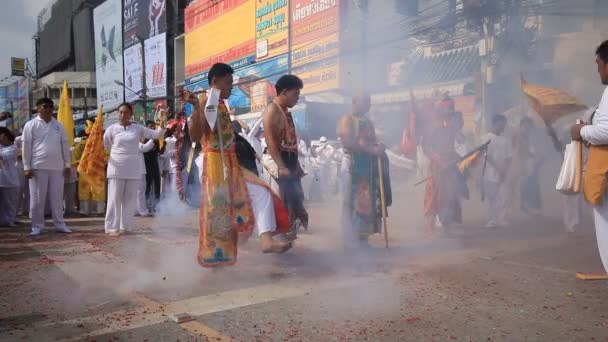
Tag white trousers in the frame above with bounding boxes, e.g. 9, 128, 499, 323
105, 178, 139, 233
484, 180, 509, 226
136, 175, 149, 216
592, 192, 608, 273
0, 186, 19, 225
246, 182, 276, 236
29, 169, 67, 232
561, 193, 583, 233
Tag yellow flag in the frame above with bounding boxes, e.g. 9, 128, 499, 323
58, 80, 75, 146
77, 107, 106, 198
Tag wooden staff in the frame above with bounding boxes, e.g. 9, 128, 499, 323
377, 156, 389, 248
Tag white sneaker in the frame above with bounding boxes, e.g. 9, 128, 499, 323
30, 229, 42, 236
55, 227, 72, 234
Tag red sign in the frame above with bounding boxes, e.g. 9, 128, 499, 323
290, 0, 339, 46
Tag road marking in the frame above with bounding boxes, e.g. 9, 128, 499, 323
179, 321, 235, 341
5, 273, 387, 342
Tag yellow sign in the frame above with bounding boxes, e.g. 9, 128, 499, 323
185, 0, 255, 77
256, 0, 289, 60
291, 32, 338, 68
294, 59, 339, 95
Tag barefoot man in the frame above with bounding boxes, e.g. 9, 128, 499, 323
263, 75, 309, 234
187, 63, 292, 267
337, 91, 387, 247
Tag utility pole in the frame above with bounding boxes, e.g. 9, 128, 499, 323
138, 36, 148, 122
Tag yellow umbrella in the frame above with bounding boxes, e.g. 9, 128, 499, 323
520, 75, 588, 152
521, 76, 588, 124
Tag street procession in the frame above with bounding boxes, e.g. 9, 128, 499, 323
1, 0, 608, 341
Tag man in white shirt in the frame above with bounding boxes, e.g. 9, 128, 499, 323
570, 40, 608, 274
22, 98, 72, 235
481, 115, 512, 228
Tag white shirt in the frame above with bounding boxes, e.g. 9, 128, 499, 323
22, 116, 70, 171
164, 136, 178, 174
481, 132, 512, 182
247, 117, 264, 158
0, 144, 19, 187
581, 87, 608, 145
104, 123, 165, 179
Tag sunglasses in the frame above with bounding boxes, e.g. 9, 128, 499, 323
40, 104, 53, 109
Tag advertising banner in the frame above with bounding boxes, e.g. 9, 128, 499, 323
185, 54, 288, 113
185, 0, 256, 78
291, 0, 339, 45
123, 0, 167, 48
94, 0, 124, 112
290, 0, 340, 94
291, 32, 338, 68
11, 58, 26, 77
256, 0, 289, 61
293, 57, 339, 94
144, 33, 167, 99
123, 44, 143, 103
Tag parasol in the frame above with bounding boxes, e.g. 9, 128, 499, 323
520, 75, 588, 152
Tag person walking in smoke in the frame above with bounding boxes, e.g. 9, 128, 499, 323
570, 40, 608, 274
186, 63, 293, 267
263, 75, 309, 233
481, 115, 512, 228
423, 96, 465, 233
337, 91, 389, 247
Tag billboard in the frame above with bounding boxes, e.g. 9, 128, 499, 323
256, 0, 289, 60
94, 0, 124, 112
186, 54, 289, 113
123, 0, 167, 102
185, 0, 256, 78
11, 58, 26, 77
123, 0, 167, 48
144, 33, 167, 99
123, 44, 144, 103
290, 0, 340, 94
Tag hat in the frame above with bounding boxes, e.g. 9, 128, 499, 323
319, 136, 328, 143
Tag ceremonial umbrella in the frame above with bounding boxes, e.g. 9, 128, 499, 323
520, 75, 588, 152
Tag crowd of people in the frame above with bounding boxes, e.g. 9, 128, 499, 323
3, 40, 608, 274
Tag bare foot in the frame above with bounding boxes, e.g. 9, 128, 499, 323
260, 233, 293, 254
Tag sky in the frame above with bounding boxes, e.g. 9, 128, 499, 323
0, 0, 48, 80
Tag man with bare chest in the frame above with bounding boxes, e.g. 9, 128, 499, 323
263, 75, 309, 233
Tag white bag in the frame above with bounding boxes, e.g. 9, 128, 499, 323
556, 141, 582, 193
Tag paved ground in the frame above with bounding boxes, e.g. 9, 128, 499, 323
1, 184, 608, 342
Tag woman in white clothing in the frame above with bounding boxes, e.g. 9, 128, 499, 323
103, 103, 165, 236
0, 127, 19, 227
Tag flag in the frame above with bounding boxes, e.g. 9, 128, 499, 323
57, 80, 75, 146
77, 107, 106, 197
401, 89, 417, 158
414, 141, 490, 186
457, 141, 489, 173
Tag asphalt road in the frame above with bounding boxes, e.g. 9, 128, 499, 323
1, 185, 607, 342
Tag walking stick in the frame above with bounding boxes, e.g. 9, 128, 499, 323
377, 156, 389, 248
